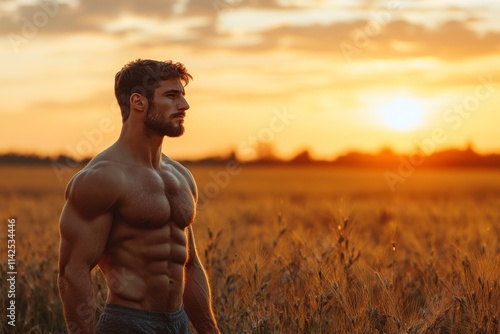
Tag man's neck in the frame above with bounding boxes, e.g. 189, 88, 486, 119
117, 124, 164, 169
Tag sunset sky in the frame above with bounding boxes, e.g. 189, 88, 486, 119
1, 0, 500, 161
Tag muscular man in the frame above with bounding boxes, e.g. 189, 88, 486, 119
58, 59, 220, 334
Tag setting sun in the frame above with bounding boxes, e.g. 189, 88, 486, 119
379, 97, 425, 132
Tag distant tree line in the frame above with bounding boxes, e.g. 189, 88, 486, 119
1, 146, 499, 169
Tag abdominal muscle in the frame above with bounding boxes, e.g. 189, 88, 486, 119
98, 219, 188, 313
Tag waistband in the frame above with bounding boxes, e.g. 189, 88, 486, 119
102, 302, 187, 323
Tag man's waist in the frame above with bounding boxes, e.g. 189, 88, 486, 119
101, 302, 186, 322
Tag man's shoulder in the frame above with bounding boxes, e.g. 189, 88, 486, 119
75, 151, 127, 181
64, 159, 126, 219
66, 154, 126, 202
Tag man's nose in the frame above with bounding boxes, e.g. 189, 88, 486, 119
179, 96, 190, 111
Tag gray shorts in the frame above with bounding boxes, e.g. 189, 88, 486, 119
96, 303, 192, 334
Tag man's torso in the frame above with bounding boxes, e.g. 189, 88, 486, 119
71, 151, 197, 312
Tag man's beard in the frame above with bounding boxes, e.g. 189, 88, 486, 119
144, 105, 184, 137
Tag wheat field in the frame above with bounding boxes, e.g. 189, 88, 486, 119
0, 165, 499, 333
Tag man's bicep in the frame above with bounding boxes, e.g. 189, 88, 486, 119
59, 201, 113, 272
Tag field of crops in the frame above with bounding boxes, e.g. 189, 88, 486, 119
1, 165, 499, 333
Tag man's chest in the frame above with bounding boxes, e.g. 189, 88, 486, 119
117, 167, 196, 229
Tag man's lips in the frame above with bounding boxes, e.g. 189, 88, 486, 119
172, 113, 186, 119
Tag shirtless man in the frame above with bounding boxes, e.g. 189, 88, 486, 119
58, 59, 220, 334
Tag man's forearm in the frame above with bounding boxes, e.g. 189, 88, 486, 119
58, 272, 97, 334
183, 261, 220, 334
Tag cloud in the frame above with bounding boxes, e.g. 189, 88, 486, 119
1, 0, 500, 61
0, 0, 206, 36
208, 18, 500, 60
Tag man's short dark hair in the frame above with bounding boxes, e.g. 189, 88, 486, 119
115, 59, 192, 121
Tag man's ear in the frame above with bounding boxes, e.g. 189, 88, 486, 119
130, 93, 147, 112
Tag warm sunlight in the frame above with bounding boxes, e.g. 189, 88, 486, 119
1, 1, 499, 159
379, 97, 425, 131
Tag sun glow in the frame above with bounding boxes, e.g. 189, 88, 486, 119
378, 97, 425, 131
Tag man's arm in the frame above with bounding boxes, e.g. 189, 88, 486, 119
183, 225, 220, 334
58, 167, 119, 334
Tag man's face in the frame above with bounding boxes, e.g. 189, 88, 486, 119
144, 78, 190, 137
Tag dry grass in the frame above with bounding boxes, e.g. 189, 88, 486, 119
0, 165, 499, 333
